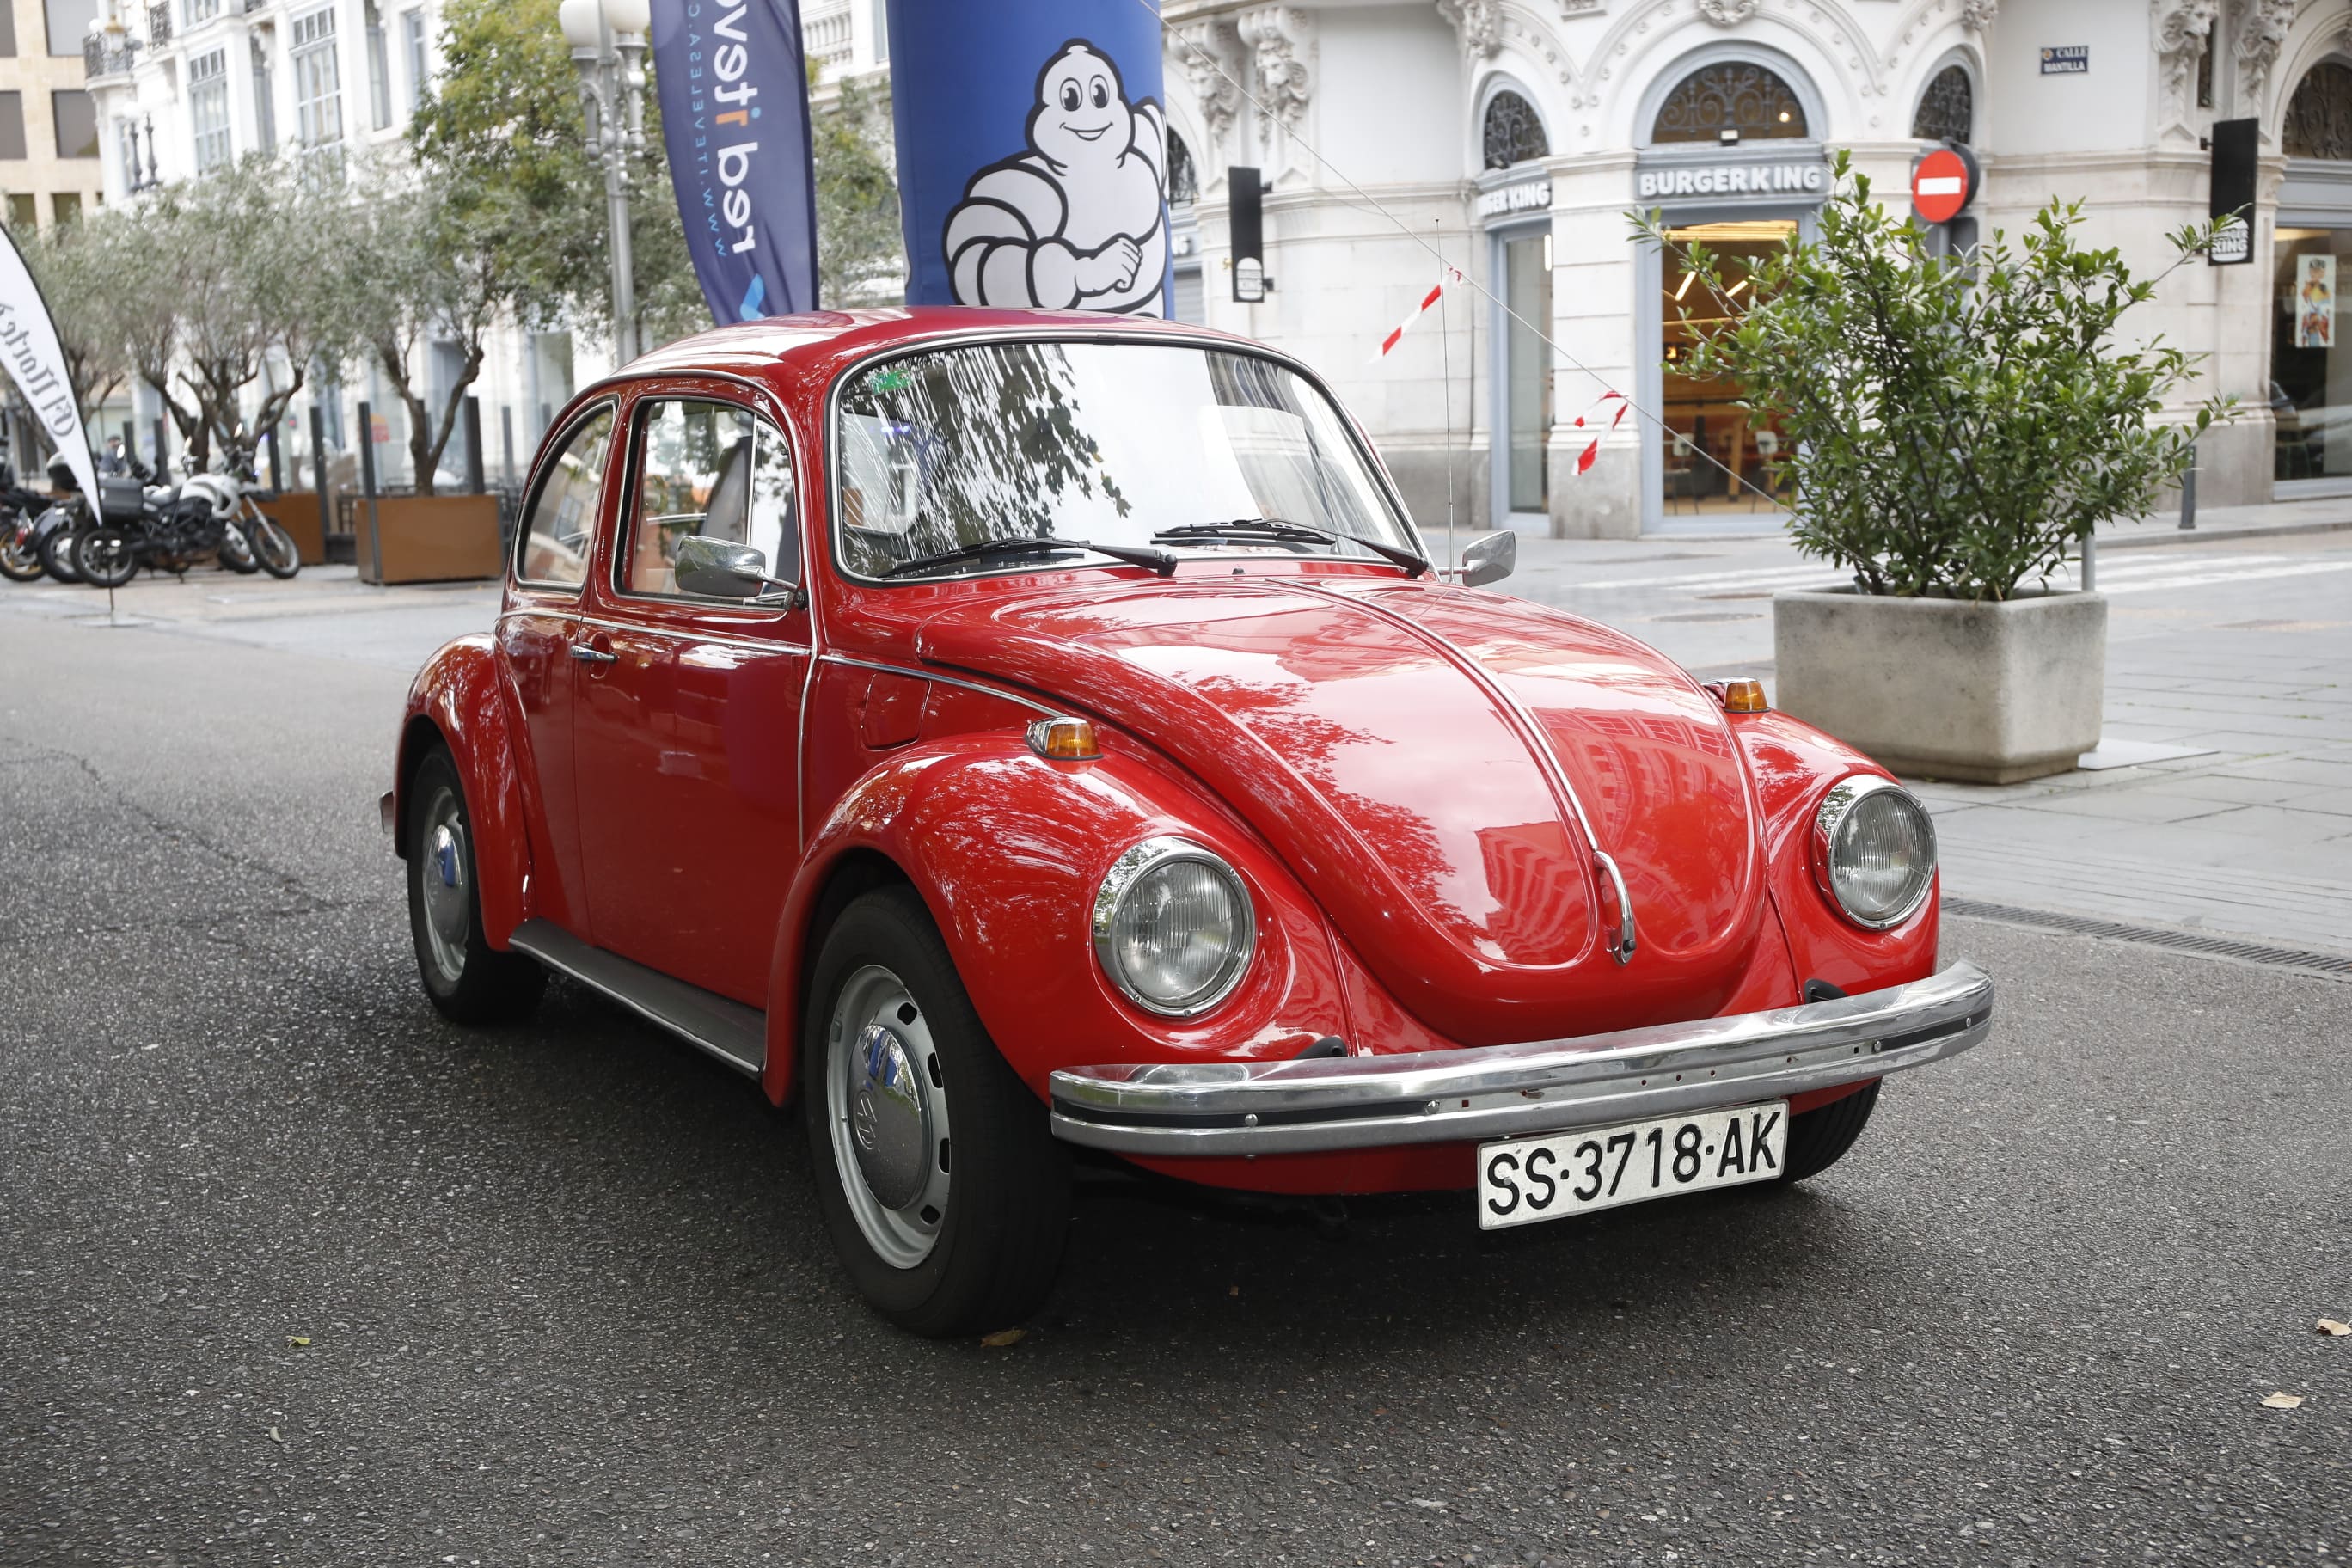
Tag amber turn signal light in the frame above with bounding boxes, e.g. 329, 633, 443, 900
1027, 716, 1100, 760
1716, 678, 1770, 714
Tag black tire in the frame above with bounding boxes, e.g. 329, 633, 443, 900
37, 524, 83, 584
1778, 1079, 1881, 1184
74, 526, 138, 590
249, 515, 300, 579
802, 885, 1070, 1338
405, 745, 547, 1024
0, 524, 40, 582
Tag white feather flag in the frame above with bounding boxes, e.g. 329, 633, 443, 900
0, 225, 95, 501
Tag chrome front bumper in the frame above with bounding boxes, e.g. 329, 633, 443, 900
1049, 962, 1994, 1156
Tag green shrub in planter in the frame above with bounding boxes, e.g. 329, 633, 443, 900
1635, 155, 2234, 602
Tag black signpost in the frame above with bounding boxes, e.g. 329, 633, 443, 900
1228, 164, 1268, 303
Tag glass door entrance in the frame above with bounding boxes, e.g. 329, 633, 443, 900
1502, 230, 1553, 516
1660, 218, 1793, 514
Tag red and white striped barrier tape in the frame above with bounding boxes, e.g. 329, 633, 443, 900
1571, 391, 1629, 476
1375, 266, 1466, 359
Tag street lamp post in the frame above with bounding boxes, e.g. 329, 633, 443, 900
558, 0, 652, 366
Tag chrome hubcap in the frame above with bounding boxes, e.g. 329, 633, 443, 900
826, 965, 952, 1269
418, 787, 469, 984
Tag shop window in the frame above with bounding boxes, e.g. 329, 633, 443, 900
1652, 62, 1806, 144
1483, 90, 1547, 169
2272, 229, 2352, 481
1910, 65, 1972, 144
1661, 219, 1795, 515
2284, 62, 2352, 160
1167, 131, 1197, 206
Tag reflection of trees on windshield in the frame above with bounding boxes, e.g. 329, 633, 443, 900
841, 344, 1128, 565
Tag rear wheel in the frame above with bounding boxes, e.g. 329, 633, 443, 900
1778, 1080, 1881, 1184
803, 885, 1070, 1338
37, 524, 83, 584
405, 745, 546, 1023
74, 527, 138, 589
248, 514, 300, 579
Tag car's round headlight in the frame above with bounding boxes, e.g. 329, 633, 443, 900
1093, 838, 1255, 1017
1813, 775, 1937, 929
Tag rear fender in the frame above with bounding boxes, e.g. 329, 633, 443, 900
394, 634, 532, 951
761, 732, 1350, 1108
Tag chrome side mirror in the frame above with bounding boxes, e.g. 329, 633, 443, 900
672, 535, 770, 598
1459, 530, 1517, 588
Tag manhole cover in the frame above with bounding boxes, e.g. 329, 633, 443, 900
1648, 611, 1762, 623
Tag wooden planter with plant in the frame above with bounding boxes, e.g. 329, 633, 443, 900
1641, 159, 2229, 784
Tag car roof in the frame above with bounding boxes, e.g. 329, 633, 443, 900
614, 306, 1259, 393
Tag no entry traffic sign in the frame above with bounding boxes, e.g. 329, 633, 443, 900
1911, 144, 1978, 225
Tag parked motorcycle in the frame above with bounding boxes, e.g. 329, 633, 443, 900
0, 458, 76, 582
196, 441, 299, 579
70, 459, 260, 589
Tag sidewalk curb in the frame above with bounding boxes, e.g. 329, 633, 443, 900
2102, 516, 2352, 549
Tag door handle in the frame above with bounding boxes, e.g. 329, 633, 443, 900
570, 642, 617, 665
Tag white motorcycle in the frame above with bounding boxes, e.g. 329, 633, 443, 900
186, 441, 300, 579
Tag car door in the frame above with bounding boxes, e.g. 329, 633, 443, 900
572, 384, 812, 1005
497, 399, 621, 932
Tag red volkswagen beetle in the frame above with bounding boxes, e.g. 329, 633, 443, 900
386, 309, 1992, 1336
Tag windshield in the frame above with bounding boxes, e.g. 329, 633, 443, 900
832, 340, 1418, 579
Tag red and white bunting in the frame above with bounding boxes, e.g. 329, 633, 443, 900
1375, 266, 1467, 360
1570, 391, 1629, 476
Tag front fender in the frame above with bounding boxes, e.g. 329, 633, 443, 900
1731, 709, 1940, 996
394, 634, 532, 952
760, 731, 1351, 1107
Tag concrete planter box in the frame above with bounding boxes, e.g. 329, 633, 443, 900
1773, 587, 2106, 784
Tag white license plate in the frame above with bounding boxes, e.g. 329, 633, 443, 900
1476, 1101, 1788, 1230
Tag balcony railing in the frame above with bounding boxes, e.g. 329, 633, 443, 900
148, 3, 173, 44
83, 34, 141, 80
804, 2, 852, 70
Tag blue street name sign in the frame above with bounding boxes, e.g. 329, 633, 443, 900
2041, 46, 2088, 76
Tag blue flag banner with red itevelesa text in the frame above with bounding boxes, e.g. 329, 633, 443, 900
651, 0, 819, 326
884, 0, 1168, 316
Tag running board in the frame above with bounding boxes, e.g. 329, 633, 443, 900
507, 919, 766, 1077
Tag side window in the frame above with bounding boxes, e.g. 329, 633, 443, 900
622, 398, 800, 597
516, 405, 616, 588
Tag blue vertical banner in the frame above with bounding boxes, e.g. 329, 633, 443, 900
885, 0, 1168, 315
650, 0, 821, 323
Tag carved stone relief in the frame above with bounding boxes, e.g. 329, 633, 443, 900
2154, 0, 2218, 142
1436, 0, 1503, 59
2233, 0, 2296, 112
1238, 5, 1315, 181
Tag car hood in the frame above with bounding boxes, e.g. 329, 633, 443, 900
913, 576, 1769, 1046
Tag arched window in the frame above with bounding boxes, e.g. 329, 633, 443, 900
1482, 89, 1548, 169
2285, 61, 2352, 159
1651, 61, 1808, 144
1167, 131, 1199, 205
1911, 64, 1973, 144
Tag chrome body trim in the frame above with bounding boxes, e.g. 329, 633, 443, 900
507, 918, 766, 1077
1048, 960, 1993, 1155
815, 651, 1061, 718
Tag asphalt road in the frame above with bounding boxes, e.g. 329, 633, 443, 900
3, 610, 2348, 1568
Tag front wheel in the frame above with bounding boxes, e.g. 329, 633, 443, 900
405, 745, 546, 1023
74, 527, 138, 590
0, 524, 41, 582
248, 513, 300, 579
37, 524, 83, 584
1776, 1079, 1881, 1184
803, 885, 1070, 1338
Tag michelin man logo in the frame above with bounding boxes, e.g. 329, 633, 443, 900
942, 40, 1167, 315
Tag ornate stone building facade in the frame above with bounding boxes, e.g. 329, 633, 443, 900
1155, 0, 2352, 536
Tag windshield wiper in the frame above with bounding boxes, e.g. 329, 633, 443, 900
1154, 518, 1428, 577
883, 536, 1177, 579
